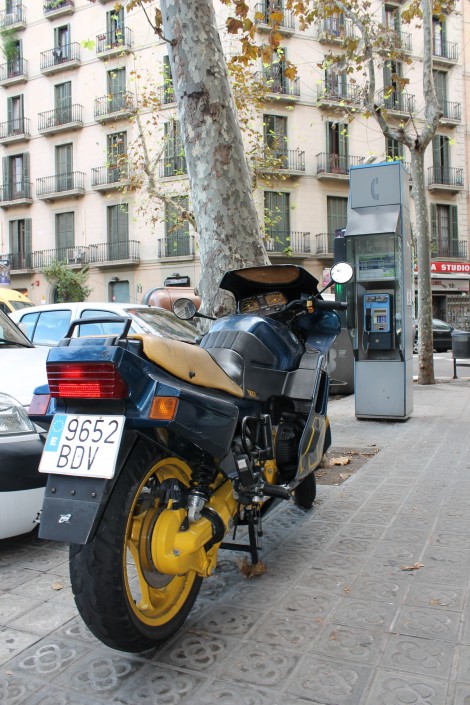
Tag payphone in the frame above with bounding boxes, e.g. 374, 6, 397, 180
343, 162, 413, 419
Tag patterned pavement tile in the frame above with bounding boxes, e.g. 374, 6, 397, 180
348, 574, 412, 604
380, 634, 454, 679
150, 633, 240, 674
2, 638, 90, 682
332, 599, 399, 631
285, 653, 373, 705
310, 623, 389, 665
190, 679, 274, 705
364, 669, 448, 705
394, 605, 461, 642
0, 672, 51, 705
112, 663, 207, 705
0, 628, 41, 666
249, 610, 322, 651
217, 642, 300, 689
404, 582, 466, 612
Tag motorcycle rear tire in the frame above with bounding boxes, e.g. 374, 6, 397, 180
293, 471, 316, 509
69, 447, 202, 653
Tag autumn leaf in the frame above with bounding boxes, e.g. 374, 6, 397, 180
284, 65, 298, 80
329, 456, 350, 466
227, 17, 244, 34
400, 562, 424, 571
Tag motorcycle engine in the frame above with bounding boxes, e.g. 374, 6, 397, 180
275, 420, 303, 482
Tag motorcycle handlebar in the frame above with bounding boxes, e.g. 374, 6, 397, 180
314, 299, 348, 311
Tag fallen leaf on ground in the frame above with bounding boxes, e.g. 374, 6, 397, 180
339, 472, 352, 481
51, 582, 64, 591
400, 562, 425, 571
329, 456, 350, 466
238, 556, 267, 578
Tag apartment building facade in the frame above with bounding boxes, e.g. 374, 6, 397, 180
0, 0, 468, 324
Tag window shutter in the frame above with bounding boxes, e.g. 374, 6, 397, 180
22, 152, 29, 196
430, 203, 437, 253
450, 205, 458, 249
9, 220, 17, 253
338, 123, 348, 159
24, 218, 32, 267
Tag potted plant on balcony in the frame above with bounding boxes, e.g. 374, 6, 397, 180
1, 28, 19, 78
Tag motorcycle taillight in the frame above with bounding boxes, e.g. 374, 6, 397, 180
47, 363, 128, 399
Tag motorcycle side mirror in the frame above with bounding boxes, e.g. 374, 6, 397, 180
173, 298, 197, 320
329, 262, 353, 284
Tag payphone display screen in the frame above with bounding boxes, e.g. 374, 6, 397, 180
357, 253, 395, 281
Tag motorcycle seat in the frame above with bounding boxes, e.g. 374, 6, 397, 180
136, 335, 244, 398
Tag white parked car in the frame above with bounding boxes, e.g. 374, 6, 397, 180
0, 309, 48, 539
10, 301, 199, 347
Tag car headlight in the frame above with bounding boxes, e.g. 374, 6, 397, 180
0, 393, 36, 435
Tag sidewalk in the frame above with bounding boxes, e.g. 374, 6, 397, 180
1, 377, 470, 705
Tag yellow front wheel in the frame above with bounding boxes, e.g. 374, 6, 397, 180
69, 447, 203, 653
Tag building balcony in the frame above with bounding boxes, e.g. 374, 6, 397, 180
317, 18, 354, 43
40, 42, 81, 75
432, 39, 459, 66
432, 240, 468, 260
313, 233, 334, 258
44, 0, 74, 19
0, 181, 32, 208
427, 166, 464, 192
316, 153, 364, 179
376, 89, 415, 116
91, 165, 130, 192
158, 235, 196, 258
398, 31, 412, 52
32, 241, 140, 268
38, 104, 83, 135
36, 172, 85, 201
254, 3, 295, 35
0, 117, 31, 144
316, 80, 361, 107
158, 155, 188, 179
265, 231, 311, 255
0, 4, 26, 30
96, 27, 133, 58
256, 148, 306, 176
254, 71, 300, 101
157, 83, 176, 106
0, 251, 33, 271
0, 58, 27, 86
94, 91, 135, 122
439, 100, 461, 125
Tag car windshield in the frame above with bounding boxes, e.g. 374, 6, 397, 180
0, 310, 33, 347
128, 308, 199, 342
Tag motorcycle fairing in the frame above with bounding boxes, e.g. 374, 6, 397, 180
219, 264, 320, 305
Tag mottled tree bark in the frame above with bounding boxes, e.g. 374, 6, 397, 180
160, 0, 269, 315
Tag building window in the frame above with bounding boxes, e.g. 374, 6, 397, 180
53, 24, 70, 62
431, 203, 459, 258
263, 114, 287, 164
107, 131, 127, 180
324, 8, 345, 36
106, 5, 125, 47
327, 196, 348, 236
163, 120, 186, 177
56, 212, 75, 257
162, 55, 174, 103
9, 218, 31, 270
383, 59, 403, 109
55, 81, 72, 123
264, 191, 290, 252
107, 68, 127, 111
107, 204, 129, 260
326, 121, 348, 172
55, 143, 73, 191
432, 16, 446, 56
7, 94, 24, 134
385, 137, 404, 161
263, 47, 287, 93
164, 196, 190, 256
2, 152, 29, 200
384, 5, 400, 32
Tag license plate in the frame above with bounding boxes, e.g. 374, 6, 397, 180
39, 414, 125, 479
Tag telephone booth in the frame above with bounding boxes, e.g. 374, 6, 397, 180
344, 162, 413, 419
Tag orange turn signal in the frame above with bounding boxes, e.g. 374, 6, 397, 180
149, 396, 179, 421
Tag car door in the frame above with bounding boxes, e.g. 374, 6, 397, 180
432, 319, 452, 351
19, 309, 72, 346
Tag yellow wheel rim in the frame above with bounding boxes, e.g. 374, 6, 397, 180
124, 457, 198, 627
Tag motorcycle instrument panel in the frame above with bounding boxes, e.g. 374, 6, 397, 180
240, 291, 287, 313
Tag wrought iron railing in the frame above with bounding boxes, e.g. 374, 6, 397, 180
32, 241, 140, 268
258, 148, 305, 172
439, 100, 461, 121
158, 83, 176, 105
0, 117, 30, 139
317, 80, 361, 103
159, 154, 188, 178
316, 153, 364, 175
431, 240, 468, 260
314, 232, 335, 256
376, 89, 415, 113
158, 235, 195, 258
0, 251, 32, 270
428, 165, 464, 188
0, 58, 27, 81
265, 231, 311, 254
94, 91, 135, 118
91, 165, 129, 187
44, 0, 74, 14
38, 104, 83, 130
254, 3, 295, 30
398, 31, 412, 51
40, 42, 80, 70
255, 70, 300, 98
433, 39, 459, 61
0, 181, 32, 202
36, 171, 85, 197
96, 27, 133, 53
318, 17, 354, 40
0, 4, 26, 27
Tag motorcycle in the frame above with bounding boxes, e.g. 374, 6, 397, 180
29, 261, 352, 653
